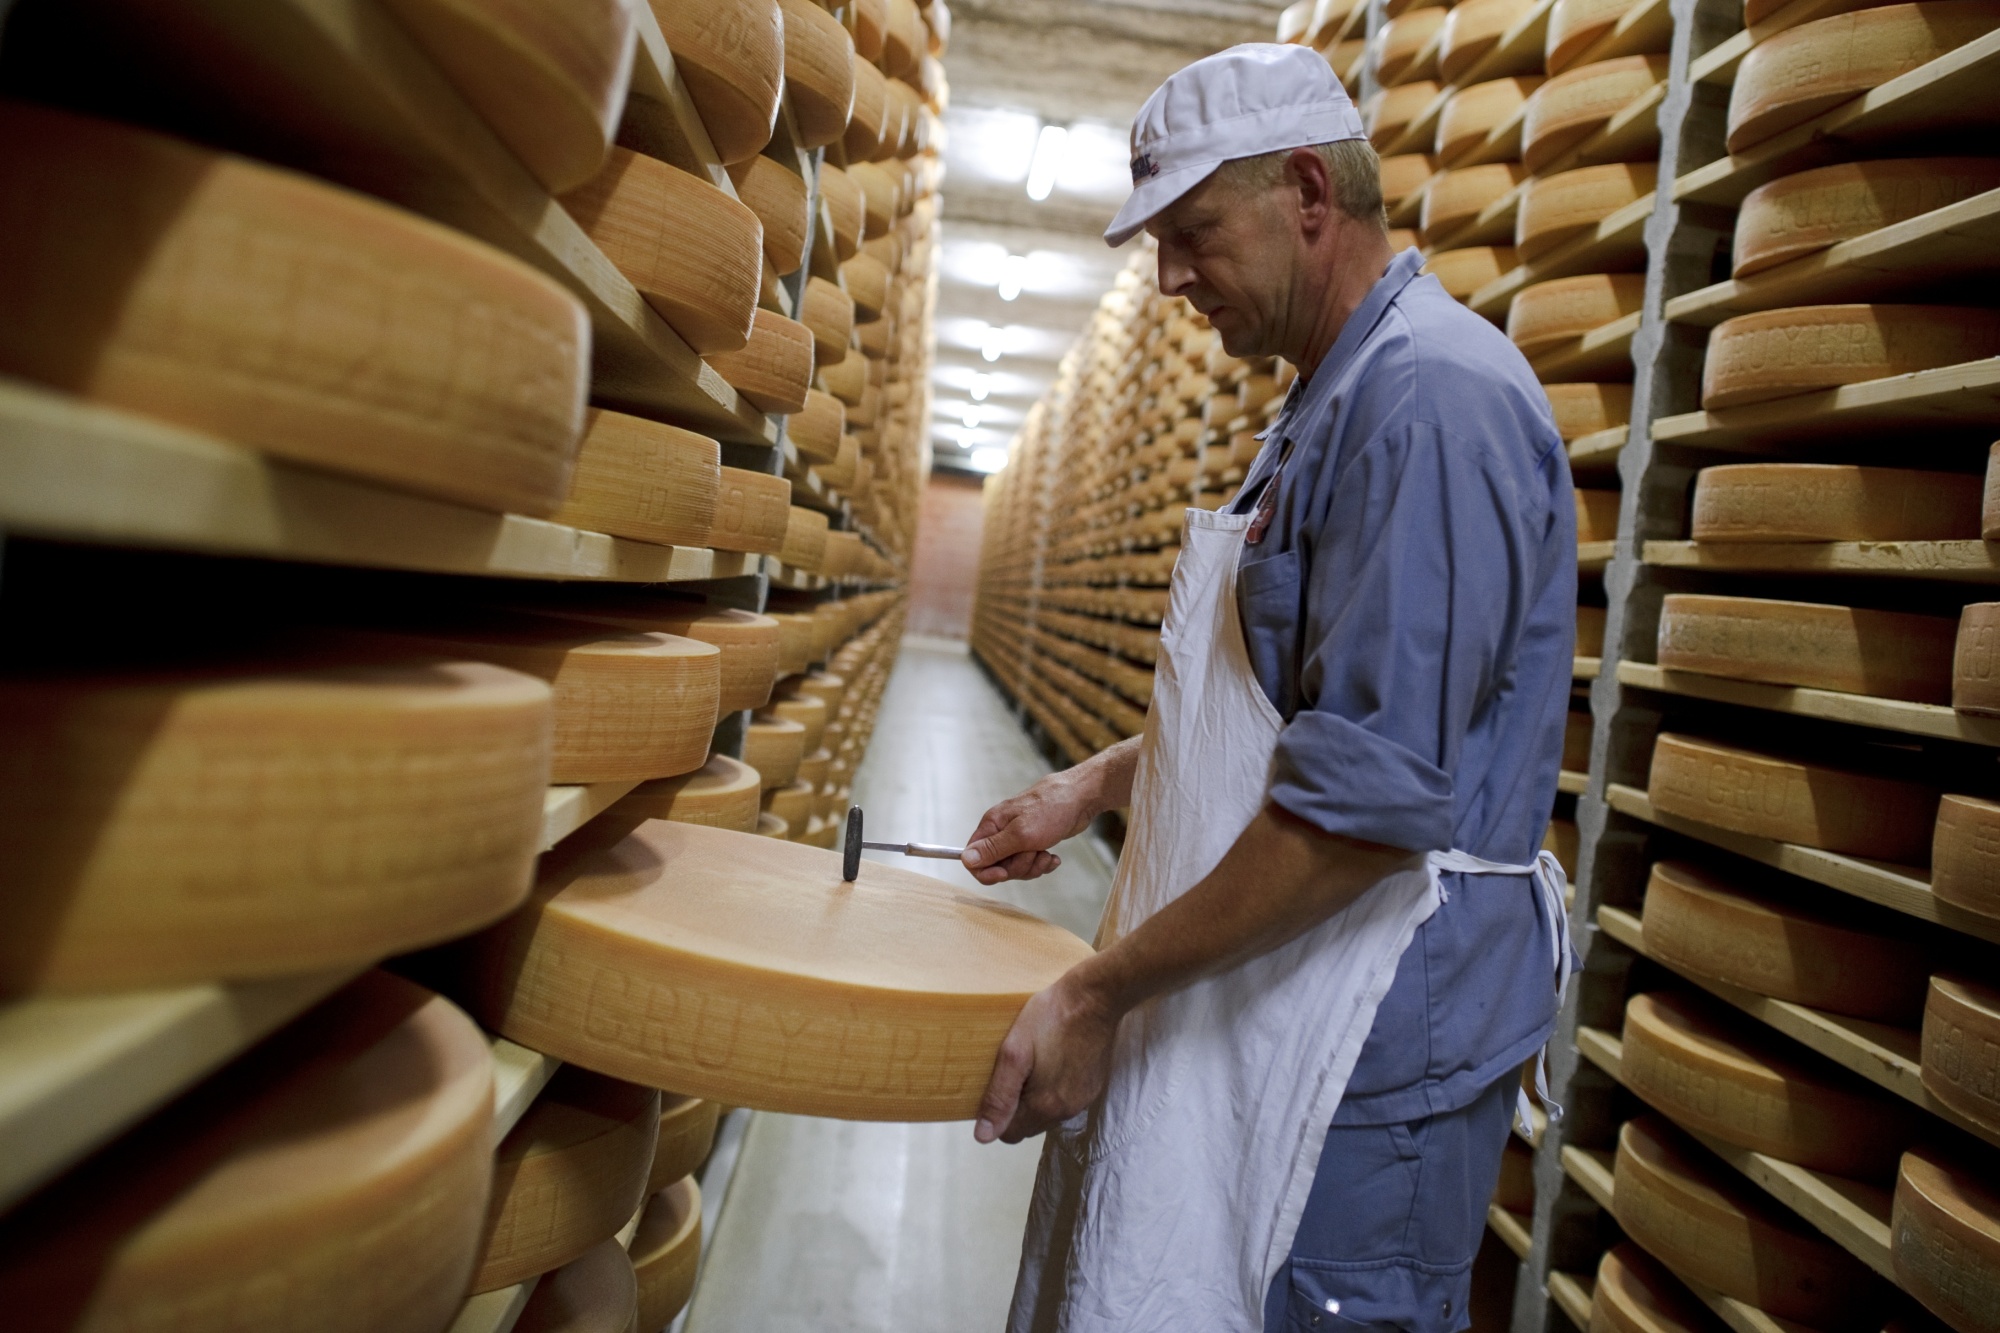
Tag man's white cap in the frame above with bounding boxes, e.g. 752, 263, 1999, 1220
1104, 43, 1367, 247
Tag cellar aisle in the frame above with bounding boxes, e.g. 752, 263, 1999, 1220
683, 636, 1116, 1333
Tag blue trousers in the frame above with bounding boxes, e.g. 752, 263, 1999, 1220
1262, 1074, 1518, 1333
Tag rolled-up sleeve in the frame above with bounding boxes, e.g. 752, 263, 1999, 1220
1268, 420, 1550, 852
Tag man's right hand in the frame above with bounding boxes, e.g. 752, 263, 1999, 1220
961, 771, 1096, 885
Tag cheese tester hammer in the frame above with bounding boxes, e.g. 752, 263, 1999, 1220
842, 806, 965, 882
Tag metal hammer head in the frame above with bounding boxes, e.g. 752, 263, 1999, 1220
841, 806, 864, 882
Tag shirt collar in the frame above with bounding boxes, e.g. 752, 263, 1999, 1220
1284, 246, 1424, 436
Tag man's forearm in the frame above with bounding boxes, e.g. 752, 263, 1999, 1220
1065, 735, 1143, 823
1072, 803, 1419, 1014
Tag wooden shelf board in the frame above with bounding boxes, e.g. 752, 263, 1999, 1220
1675, 30, 2000, 208
446, 1279, 539, 1333
1569, 425, 1629, 474
1617, 660, 2000, 746
0, 380, 752, 583
1575, 1025, 1897, 1282
1642, 537, 2000, 584
1469, 194, 1654, 319
1604, 782, 2000, 944
1596, 905, 2000, 1150
0, 967, 359, 1208
1649, 354, 2000, 451
1576, 654, 1603, 680
1488, 1204, 1535, 1260
1562, 1143, 1617, 1209
1559, 769, 1589, 794
618, 0, 732, 193
1549, 1271, 1597, 1330
540, 781, 643, 850
1579, 539, 1617, 573
1665, 189, 2000, 328
1533, 312, 1640, 383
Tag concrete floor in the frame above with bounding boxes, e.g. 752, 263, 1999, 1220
683, 637, 1115, 1333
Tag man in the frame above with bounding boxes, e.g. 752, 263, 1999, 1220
958, 44, 1577, 1333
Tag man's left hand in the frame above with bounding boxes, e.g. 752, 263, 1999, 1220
973, 971, 1122, 1144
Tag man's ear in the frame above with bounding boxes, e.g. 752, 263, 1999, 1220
1286, 147, 1334, 234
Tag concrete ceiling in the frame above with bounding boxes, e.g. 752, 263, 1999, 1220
929, 0, 1285, 471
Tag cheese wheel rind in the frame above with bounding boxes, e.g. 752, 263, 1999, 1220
646, 1096, 720, 1192
1521, 54, 1669, 173
1952, 602, 2000, 716
1516, 162, 1656, 260
1934, 793, 2000, 920
1508, 273, 1646, 357
706, 309, 815, 416
550, 408, 721, 547
1547, 0, 1646, 73
0, 104, 590, 517
1922, 975, 2000, 1136
779, 0, 857, 148
648, 0, 784, 165
1733, 157, 2000, 278
706, 465, 794, 555
1892, 1146, 2000, 1333
464, 821, 1096, 1119
726, 155, 811, 275
1688, 463, 1984, 542
1545, 382, 1633, 440
617, 753, 764, 833
0, 662, 551, 993
1590, 1242, 1719, 1333
1379, 152, 1438, 206
1423, 245, 1518, 299
1640, 860, 1929, 1023
629, 1179, 701, 1330
1421, 161, 1529, 242
1656, 593, 1958, 703
1646, 732, 1939, 863
1439, 0, 1538, 81
1436, 77, 1543, 163
513, 1236, 639, 1333
1701, 304, 2000, 410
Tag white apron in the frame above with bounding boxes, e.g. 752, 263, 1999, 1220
1009, 507, 1570, 1333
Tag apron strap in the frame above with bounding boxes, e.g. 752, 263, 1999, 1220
1425, 849, 1572, 1135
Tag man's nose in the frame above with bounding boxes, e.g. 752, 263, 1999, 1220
1156, 255, 1196, 297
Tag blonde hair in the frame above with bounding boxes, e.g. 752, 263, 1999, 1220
1211, 140, 1386, 229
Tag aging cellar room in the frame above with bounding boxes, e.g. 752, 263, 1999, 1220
0, 0, 1997, 1330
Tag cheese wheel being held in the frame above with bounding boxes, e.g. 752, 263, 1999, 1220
629, 1180, 701, 1330
0, 973, 493, 1333
1727, 3, 2000, 154
1656, 593, 1958, 703
0, 104, 589, 517
779, 0, 857, 148
561, 147, 761, 354
551, 408, 720, 546
706, 465, 793, 555
1641, 860, 1927, 1022
1508, 273, 1645, 357
707, 309, 815, 415
1621, 989, 1917, 1176
1701, 304, 2000, 410
1647, 732, 1939, 862
1522, 55, 1668, 172
1921, 975, 2000, 1135
616, 754, 764, 833
381, 0, 637, 194
512, 1237, 639, 1333
1733, 158, 2000, 278
645, 0, 783, 164
1892, 1146, 2000, 1333
1546, 382, 1633, 440
0, 661, 550, 994
1688, 463, 1983, 542
1435, 77, 1543, 163
464, 821, 1095, 1118
471, 1067, 659, 1292
1517, 163, 1655, 259
1590, 1243, 1728, 1333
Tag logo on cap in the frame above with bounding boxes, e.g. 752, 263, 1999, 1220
1130, 152, 1160, 184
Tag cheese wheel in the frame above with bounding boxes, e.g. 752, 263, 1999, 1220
1379, 9, 1449, 84
1922, 975, 2000, 1135
381, 0, 635, 194
1440, 0, 1540, 82
781, 505, 831, 572
798, 747, 834, 792
1508, 273, 1646, 357
646, 1096, 720, 1192
883, 0, 924, 76
1611, 1114, 1890, 1326
1590, 1243, 1725, 1333
847, 162, 900, 238
617, 754, 764, 833
818, 166, 866, 260
646, 0, 783, 164
1380, 152, 1438, 206
820, 349, 868, 405
1733, 158, 2000, 278
0, 973, 492, 1333
629, 1180, 701, 1331
763, 778, 817, 835
512, 1236, 639, 1333
1436, 77, 1543, 163
462, 821, 1095, 1119
767, 613, 816, 676
764, 696, 830, 752
706, 465, 793, 554
1933, 794, 2000, 918
726, 155, 810, 275
706, 309, 814, 415
1701, 304, 2000, 410
847, 0, 887, 62
561, 147, 761, 354
757, 810, 791, 839
1647, 732, 1939, 862
1522, 55, 1669, 173
1421, 162, 1529, 242
1622, 989, 1917, 1176
1577, 488, 1621, 542
333, 617, 720, 785
1517, 163, 1656, 260
1892, 1146, 2000, 1333
743, 715, 807, 787
472, 1067, 659, 1292
1985, 441, 2000, 541
792, 388, 846, 465
842, 254, 891, 322
1728, 3, 2000, 154
801, 276, 857, 362
1547, 382, 1634, 440
0, 662, 550, 994
1424, 245, 1518, 299
845, 60, 891, 162
1327, 37, 1369, 85
1578, 605, 1608, 657
1366, 81, 1444, 149
0, 104, 589, 517
1547, 0, 1645, 73
539, 603, 781, 713
550, 408, 721, 546
779, 0, 857, 148
1688, 463, 1984, 542
1656, 593, 1958, 703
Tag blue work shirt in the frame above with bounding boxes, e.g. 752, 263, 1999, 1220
1227, 247, 1576, 1125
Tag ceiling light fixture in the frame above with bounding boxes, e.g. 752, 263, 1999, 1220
998, 253, 1026, 301
981, 327, 1005, 362
1025, 124, 1068, 201
969, 373, 991, 401
961, 404, 982, 429
970, 447, 1009, 473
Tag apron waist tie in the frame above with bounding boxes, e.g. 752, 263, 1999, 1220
1426, 848, 1572, 1136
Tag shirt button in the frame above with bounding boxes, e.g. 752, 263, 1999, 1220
1441, 1299, 1452, 1317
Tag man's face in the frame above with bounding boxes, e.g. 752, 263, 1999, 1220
1145, 169, 1296, 357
